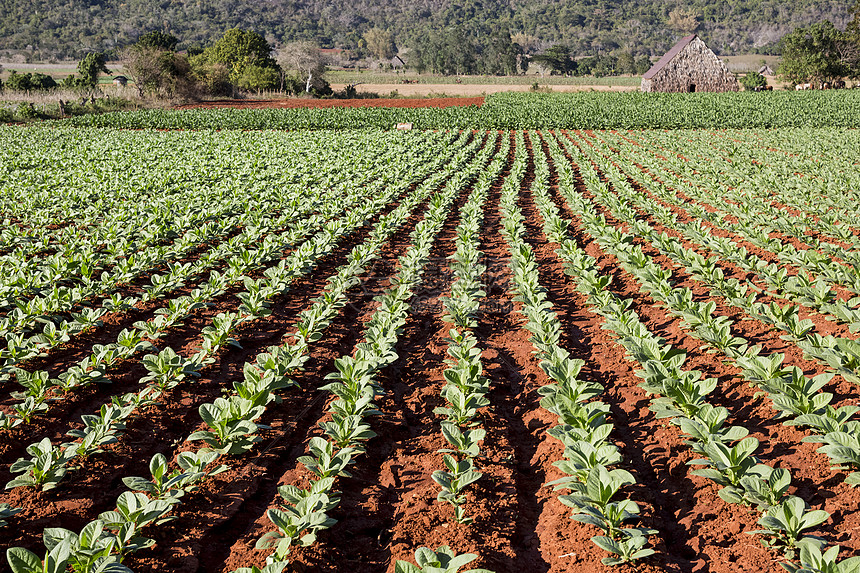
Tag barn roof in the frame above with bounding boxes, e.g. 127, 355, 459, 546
642, 34, 697, 80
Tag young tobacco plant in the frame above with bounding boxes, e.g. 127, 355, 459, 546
140, 347, 202, 393
6, 437, 75, 490
122, 451, 226, 501
592, 529, 657, 566
6, 519, 134, 573
781, 539, 860, 573
99, 491, 174, 532
689, 436, 768, 488
297, 437, 355, 479
257, 490, 338, 562
233, 565, 287, 573
804, 431, 860, 486
394, 546, 494, 573
6, 539, 74, 573
439, 422, 485, 458
187, 395, 267, 455
0, 503, 21, 527
432, 454, 482, 524
750, 496, 830, 557
721, 467, 792, 510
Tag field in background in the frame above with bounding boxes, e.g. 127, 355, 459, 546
327, 70, 643, 86
722, 54, 781, 72
328, 82, 638, 97
0, 60, 780, 98
60, 90, 860, 130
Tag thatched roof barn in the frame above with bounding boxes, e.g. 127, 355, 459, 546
758, 64, 775, 76
641, 34, 738, 92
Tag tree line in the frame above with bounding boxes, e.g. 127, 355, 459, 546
0, 30, 333, 98
0, 0, 853, 63
2, 4, 859, 97
777, 16, 860, 86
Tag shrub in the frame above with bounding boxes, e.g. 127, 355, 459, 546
741, 71, 768, 91
236, 64, 280, 92
6, 71, 57, 91
17, 102, 41, 119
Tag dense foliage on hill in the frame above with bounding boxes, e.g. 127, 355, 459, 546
0, 0, 852, 62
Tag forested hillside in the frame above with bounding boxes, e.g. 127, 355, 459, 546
0, 0, 852, 61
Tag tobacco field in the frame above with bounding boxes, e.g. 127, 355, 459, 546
1, 123, 860, 573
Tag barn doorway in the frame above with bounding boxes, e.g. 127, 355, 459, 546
688, 83, 696, 92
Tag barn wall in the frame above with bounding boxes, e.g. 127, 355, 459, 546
642, 37, 738, 93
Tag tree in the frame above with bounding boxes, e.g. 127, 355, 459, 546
510, 33, 542, 56
740, 71, 768, 90
410, 28, 477, 75
615, 50, 636, 75
120, 32, 196, 98
668, 9, 701, 35
842, 2, 860, 77
480, 32, 522, 75
77, 53, 110, 87
121, 44, 166, 97
121, 41, 194, 98
530, 45, 573, 75
634, 55, 653, 75
363, 28, 396, 60
190, 60, 232, 95
190, 28, 280, 92
236, 64, 280, 92
848, 0, 860, 39
277, 41, 327, 93
136, 30, 179, 51
778, 21, 849, 86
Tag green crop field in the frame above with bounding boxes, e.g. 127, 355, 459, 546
1, 99, 860, 573
60, 90, 860, 130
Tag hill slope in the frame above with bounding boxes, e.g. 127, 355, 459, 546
0, 0, 851, 61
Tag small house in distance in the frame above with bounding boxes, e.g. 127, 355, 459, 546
641, 34, 738, 92
758, 64, 775, 76
112, 75, 128, 87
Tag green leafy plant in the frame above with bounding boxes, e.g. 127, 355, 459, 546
42, 520, 131, 573
98, 491, 174, 531
721, 467, 792, 509
592, 529, 656, 566
256, 492, 337, 562
6, 540, 72, 573
297, 438, 355, 479
750, 496, 830, 555
140, 347, 202, 392
689, 436, 767, 487
394, 546, 494, 573
187, 396, 266, 454
439, 422, 485, 458
781, 540, 860, 573
432, 454, 482, 524
0, 503, 21, 527
6, 437, 74, 490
